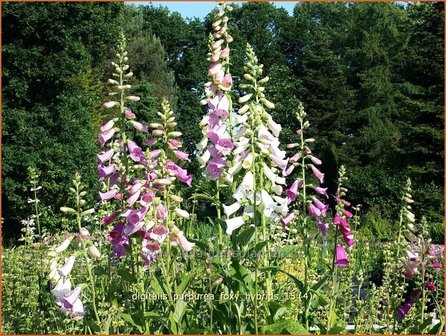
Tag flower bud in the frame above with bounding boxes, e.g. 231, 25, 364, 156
88, 245, 101, 259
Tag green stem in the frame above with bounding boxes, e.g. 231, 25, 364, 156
327, 227, 339, 332
33, 183, 41, 237
76, 204, 101, 327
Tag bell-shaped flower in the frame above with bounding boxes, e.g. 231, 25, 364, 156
102, 212, 117, 226
99, 189, 117, 202
130, 120, 148, 133
308, 203, 322, 217
225, 216, 245, 235
173, 150, 189, 161
286, 180, 301, 203
280, 212, 294, 226
397, 301, 412, 320
98, 129, 115, 148
260, 190, 276, 217
223, 202, 241, 217
310, 165, 324, 183
88, 245, 101, 259
314, 186, 328, 199
100, 119, 115, 132
175, 208, 190, 219
334, 244, 349, 267
51, 277, 72, 298
54, 236, 74, 253
98, 164, 116, 181
233, 171, 254, 202
97, 148, 114, 164
149, 225, 169, 243
316, 220, 329, 235
207, 156, 226, 180
58, 256, 76, 277
267, 117, 282, 137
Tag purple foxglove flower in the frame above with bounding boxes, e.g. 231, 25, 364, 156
125, 109, 136, 119
316, 220, 329, 235
166, 161, 192, 186
98, 164, 116, 181
283, 165, 295, 177
312, 197, 328, 216
286, 180, 300, 203
142, 240, 161, 264
156, 204, 168, 222
168, 139, 182, 149
342, 209, 353, 218
109, 223, 125, 245
220, 47, 229, 58
343, 233, 355, 248
308, 203, 322, 217
125, 220, 145, 236
130, 120, 148, 133
98, 129, 115, 148
173, 150, 189, 161
97, 148, 114, 164
150, 225, 169, 243
432, 261, 442, 269
140, 191, 154, 207
127, 140, 144, 162
207, 156, 226, 180
58, 286, 81, 309
281, 213, 294, 226
205, 83, 217, 96
144, 138, 157, 146
314, 187, 328, 199
335, 244, 349, 267
99, 189, 117, 202
426, 282, 436, 292
113, 243, 127, 259
289, 153, 301, 163
397, 301, 412, 320
310, 165, 324, 183
100, 119, 115, 132
126, 190, 141, 206
310, 156, 322, 165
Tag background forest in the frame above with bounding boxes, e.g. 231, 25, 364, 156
2, 1, 444, 243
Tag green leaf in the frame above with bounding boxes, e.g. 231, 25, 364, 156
168, 312, 178, 334
311, 275, 329, 291
190, 193, 220, 207
150, 276, 166, 295
260, 266, 304, 292
234, 227, 255, 246
119, 313, 143, 333
327, 325, 345, 334
428, 320, 444, 334
275, 245, 296, 260
117, 268, 137, 284
177, 273, 193, 295
173, 299, 187, 323
262, 319, 308, 334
